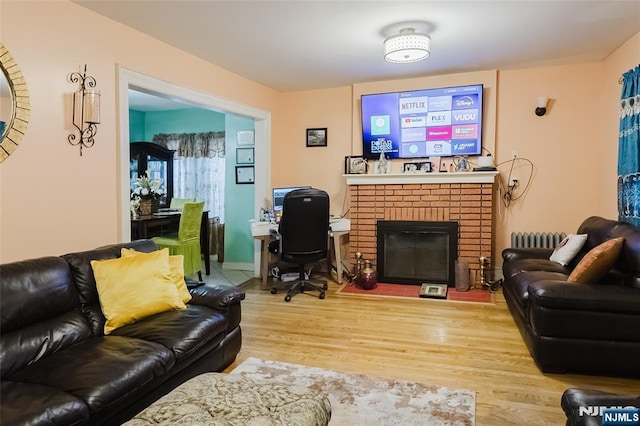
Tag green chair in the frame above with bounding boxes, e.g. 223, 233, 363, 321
153, 201, 205, 280
170, 197, 196, 210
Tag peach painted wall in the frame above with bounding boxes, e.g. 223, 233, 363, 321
272, 86, 353, 216
494, 63, 607, 257
0, 1, 278, 263
494, 29, 639, 261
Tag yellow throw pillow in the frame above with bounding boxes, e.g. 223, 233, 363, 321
121, 248, 192, 303
91, 249, 186, 334
567, 237, 624, 284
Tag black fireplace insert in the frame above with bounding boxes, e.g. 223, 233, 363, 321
377, 220, 458, 286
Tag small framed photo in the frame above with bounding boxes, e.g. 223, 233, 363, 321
345, 156, 368, 174
306, 128, 327, 147
236, 147, 254, 164
403, 161, 431, 173
235, 166, 255, 184
237, 130, 254, 146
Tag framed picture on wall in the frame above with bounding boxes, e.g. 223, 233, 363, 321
236, 147, 254, 164
235, 166, 255, 184
306, 128, 327, 147
237, 130, 255, 146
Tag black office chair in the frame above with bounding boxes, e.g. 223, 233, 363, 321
270, 188, 330, 302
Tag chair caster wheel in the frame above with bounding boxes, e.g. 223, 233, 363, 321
319, 292, 325, 299
270, 288, 277, 294
323, 283, 328, 291
284, 295, 292, 302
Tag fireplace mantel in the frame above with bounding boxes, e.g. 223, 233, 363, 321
344, 171, 498, 186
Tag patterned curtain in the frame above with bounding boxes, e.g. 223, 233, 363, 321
618, 65, 640, 226
153, 132, 226, 222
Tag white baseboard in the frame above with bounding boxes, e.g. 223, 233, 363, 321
223, 262, 254, 271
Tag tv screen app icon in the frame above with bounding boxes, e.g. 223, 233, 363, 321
371, 115, 390, 135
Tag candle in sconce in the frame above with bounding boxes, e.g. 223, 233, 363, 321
83, 90, 100, 124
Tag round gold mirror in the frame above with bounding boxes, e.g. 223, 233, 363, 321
0, 43, 30, 163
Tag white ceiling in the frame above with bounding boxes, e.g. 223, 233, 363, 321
77, 1, 640, 109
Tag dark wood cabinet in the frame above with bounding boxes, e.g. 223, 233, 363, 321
130, 142, 174, 208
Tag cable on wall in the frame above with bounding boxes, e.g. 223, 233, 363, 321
496, 156, 535, 208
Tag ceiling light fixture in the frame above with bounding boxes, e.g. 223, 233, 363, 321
384, 27, 431, 63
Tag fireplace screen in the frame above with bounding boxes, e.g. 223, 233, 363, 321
377, 220, 458, 286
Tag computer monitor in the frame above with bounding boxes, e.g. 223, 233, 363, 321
272, 186, 311, 212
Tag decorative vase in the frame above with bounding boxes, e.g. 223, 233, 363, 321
138, 199, 158, 216
356, 259, 377, 290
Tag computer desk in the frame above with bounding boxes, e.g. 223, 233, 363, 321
250, 218, 350, 290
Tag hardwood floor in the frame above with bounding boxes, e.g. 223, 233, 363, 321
224, 278, 639, 425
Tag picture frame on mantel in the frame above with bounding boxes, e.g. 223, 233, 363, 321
345, 156, 368, 174
403, 161, 431, 173
306, 128, 327, 147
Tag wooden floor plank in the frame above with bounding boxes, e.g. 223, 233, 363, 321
224, 279, 640, 425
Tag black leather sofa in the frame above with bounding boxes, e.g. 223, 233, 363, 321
0, 240, 245, 425
501, 216, 640, 376
561, 388, 640, 426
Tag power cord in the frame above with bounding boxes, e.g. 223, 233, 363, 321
496, 155, 534, 208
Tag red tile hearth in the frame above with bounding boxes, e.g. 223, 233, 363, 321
336, 282, 494, 304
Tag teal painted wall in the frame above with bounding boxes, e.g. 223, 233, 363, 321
129, 110, 145, 141
129, 107, 254, 266
224, 115, 255, 264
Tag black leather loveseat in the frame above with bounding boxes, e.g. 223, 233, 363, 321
501, 216, 640, 377
0, 240, 245, 425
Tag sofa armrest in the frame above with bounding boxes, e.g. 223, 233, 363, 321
529, 281, 640, 314
562, 388, 640, 426
188, 284, 245, 311
502, 247, 554, 263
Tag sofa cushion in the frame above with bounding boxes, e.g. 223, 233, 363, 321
611, 221, 640, 288
549, 234, 588, 266
528, 282, 640, 340
111, 305, 228, 361
8, 336, 175, 415
63, 239, 158, 306
91, 249, 187, 334
567, 237, 624, 284
121, 248, 192, 303
0, 256, 92, 379
0, 381, 90, 426
502, 258, 570, 283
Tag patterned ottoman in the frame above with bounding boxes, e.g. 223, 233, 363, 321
125, 373, 331, 425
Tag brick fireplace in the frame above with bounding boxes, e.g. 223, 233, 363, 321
345, 172, 497, 284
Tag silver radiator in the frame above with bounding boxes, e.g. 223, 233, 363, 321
510, 232, 567, 249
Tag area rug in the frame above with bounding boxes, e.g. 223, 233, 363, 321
336, 282, 494, 304
230, 357, 475, 425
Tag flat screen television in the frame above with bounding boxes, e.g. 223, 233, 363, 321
361, 83, 483, 159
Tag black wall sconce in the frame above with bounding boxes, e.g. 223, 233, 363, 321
535, 96, 548, 117
67, 65, 100, 156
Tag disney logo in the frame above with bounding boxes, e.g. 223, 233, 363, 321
455, 96, 475, 107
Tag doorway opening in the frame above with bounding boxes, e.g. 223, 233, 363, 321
117, 66, 271, 277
